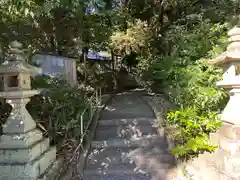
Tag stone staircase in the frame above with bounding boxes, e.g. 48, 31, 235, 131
82, 93, 177, 180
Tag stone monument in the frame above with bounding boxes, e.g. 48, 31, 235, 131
208, 27, 240, 179
0, 41, 56, 180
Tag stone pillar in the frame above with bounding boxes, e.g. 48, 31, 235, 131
0, 41, 56, 180
209, 27, 240, 179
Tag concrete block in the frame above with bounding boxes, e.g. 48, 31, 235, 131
223, 152, 240, 178
38, 147, 56, 177
219, 137, 240, 155
205, 148, 225, 170
0, 147, 56, 180
0, 138, 49, 163
39, 158, 63, 180
0, 129, 42, 149
218, 123, 240, 140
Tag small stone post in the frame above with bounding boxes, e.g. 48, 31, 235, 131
208, 27, 240, 179
0, 41, 56, 180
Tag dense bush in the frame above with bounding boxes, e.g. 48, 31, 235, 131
141, 17, 231, 160
27, 82, 85, 148
31, 75, 62, 89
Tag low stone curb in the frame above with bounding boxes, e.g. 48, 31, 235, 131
38, 158, 63, 180
140, 94, 175, 150
140, 93, 186, 179
79, 94, 114, 176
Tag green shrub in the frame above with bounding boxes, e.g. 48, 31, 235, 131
140, 16, 230, 160
165, 60, 227, 160
166, 21, 229, 160
27, 75, 91, 153
31, 74, 66, 89
167, 108, 221, 160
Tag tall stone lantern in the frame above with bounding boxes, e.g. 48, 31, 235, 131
0, 41, 56, 180
208, 27, 240, 179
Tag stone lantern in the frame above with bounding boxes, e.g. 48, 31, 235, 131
0, 41, 56, 180
209, 27, 240, 123
0, 42, 33, 91
208, 27, 240, 179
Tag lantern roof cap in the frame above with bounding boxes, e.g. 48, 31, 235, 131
0, 41, 39, 75
208, 52, 227, 65
228, 27, 240, 37
208, 27, 240, 65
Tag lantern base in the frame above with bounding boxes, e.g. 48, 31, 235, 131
0, 147, 56, 180
0, 119, 56, 180
221, 88, 240, 124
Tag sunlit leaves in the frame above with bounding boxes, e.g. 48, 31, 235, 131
171, 135, 218, 159
167, 108, 222, 160
111, 19, 150, 54
0, 0, 38, 20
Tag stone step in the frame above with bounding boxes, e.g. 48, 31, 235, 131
0, 147, 56, 180
86, 147, 175, 171
98, 117, 157, 126
84, 165, 170, 178
95, 125, 159, 141
0, 138, 50, 163
91, 135, 168, 149
82, 173, 153, 180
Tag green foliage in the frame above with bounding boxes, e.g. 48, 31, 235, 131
164, 59, 227, 161
27, 75, 90, 153
167, 108, 221, 160
31, 75, 62, 88
139, 15, 232, 160
169, 60, 228, 111
111, 19, 150, 54
0, 0, 114, 54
